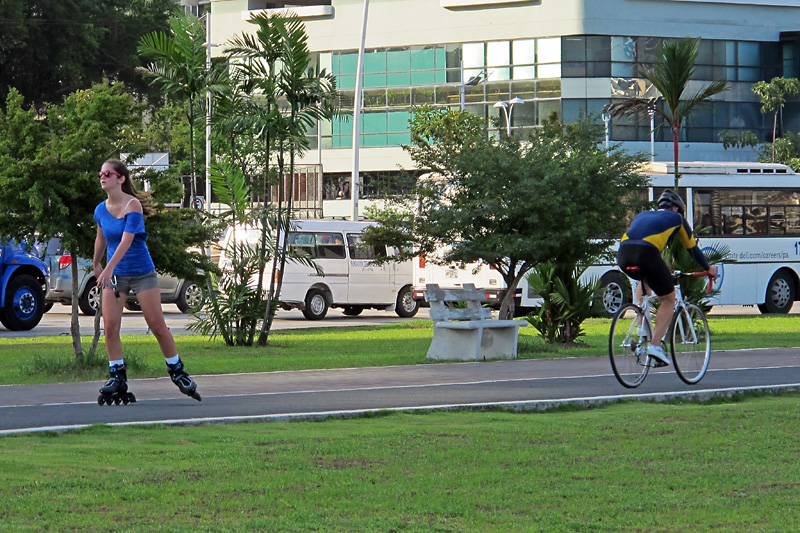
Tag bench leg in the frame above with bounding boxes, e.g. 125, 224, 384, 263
479, 327, 519, 360
426, 327, 483, 361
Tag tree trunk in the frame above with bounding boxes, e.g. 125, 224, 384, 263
91, 291, 102, 358
188, 99, 197, 208
69, 251, 83, 362
772, 111, 778, 162
672, 123, 681, 190
258, 146, 287, 347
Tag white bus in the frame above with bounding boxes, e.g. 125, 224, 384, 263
519, 161, 800, 315
219, 219, 418, 320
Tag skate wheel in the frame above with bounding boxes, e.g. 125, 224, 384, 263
191, 391, 202, 402
128, 394, 137, 404
121, 396, 129, 405
114, 397, 122, 405
97, 395, 105, 406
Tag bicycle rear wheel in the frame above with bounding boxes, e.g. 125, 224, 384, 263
670, 303, 711, 385
609, 304, 651, 388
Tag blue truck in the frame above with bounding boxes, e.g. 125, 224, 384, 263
0, 240, 49, 331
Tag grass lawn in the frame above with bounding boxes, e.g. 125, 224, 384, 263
1, 395, 798, 531
1, 313, 799, 386
2, 313, 799, 531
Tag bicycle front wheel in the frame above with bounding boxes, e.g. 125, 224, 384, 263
670, 303, 711, 385
609, 304, 651, 388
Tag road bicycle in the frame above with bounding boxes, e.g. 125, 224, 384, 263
609, 270, 713, 388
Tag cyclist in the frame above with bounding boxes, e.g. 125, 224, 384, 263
616, 189, 717, 367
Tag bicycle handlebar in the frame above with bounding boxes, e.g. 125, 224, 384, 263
684, 271, 715, 294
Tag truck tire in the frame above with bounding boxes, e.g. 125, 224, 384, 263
758, 270, 795, 314
2, 274, 45, 331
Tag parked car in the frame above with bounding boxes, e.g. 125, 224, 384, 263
0, 240, 49, 330
42, 238, 204, 315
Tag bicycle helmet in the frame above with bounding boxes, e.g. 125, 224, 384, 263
657, 189, 686, 215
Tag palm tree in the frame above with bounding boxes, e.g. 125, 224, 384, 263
138, 11, 209, 205
219, 12, 339, 346
606, 38, 729, 189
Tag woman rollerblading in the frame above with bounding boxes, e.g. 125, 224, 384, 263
98, 363, 136, 405
93, 159, 201, 404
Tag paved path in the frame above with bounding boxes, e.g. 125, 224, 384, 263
2, 347, 799, 436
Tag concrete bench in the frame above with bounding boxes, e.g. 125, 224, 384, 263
425, 283, 526, 361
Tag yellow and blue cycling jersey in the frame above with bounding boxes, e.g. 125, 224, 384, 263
620, 209, 710, 271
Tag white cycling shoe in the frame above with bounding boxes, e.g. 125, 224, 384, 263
647, 344, 670, 367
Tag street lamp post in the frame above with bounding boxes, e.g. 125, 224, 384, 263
351, 0, 369, 221
203, 12, 218, 257
648, 108, 656, 162
493, 97, 524, 136
602, 113, 611, 149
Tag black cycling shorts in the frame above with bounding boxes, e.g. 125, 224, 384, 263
616, 243, 674, 297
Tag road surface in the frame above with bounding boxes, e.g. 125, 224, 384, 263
2, 347, 799, 436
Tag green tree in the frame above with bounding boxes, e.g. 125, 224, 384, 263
0, 0, 174, 108
752, 77, 800, 161
0, 82, 215, 359
605, 38, 729, 189
0, 82, 140, 359
367, 108, 649, 320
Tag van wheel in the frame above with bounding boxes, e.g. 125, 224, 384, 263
758, 270, 794, 314
395, 286, 419, 318
303, 289, 329, 320
343, 306, 363, 316
79, 277, 100, 316
125, 301, 142, 312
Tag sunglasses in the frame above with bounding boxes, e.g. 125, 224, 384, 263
98, 169, 123, 179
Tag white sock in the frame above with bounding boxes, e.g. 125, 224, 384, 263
165, 355, 180, 365
109, 359, 124, 368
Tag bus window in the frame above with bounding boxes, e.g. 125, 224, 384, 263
786, 206, 800, 234
722, 206, 744, 235
695, 189, 800, 236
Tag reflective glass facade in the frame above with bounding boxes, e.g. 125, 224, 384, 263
312, 35, 794, 150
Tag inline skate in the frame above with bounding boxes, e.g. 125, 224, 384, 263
98, 364, 136, 406
167, 358, 201, 401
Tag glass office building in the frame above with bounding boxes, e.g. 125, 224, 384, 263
210, 0, 800, 185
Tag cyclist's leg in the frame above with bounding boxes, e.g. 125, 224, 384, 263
632, 246, 674, 365
651, 290, 676, 348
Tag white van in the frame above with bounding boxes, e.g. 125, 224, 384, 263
220, 219, 418, 320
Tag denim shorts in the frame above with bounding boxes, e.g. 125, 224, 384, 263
111, 271, 159, 296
